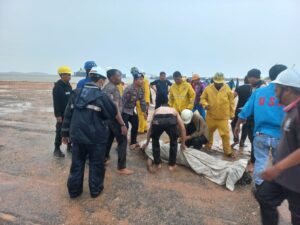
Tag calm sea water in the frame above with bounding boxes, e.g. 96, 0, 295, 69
0, 74, 136, 84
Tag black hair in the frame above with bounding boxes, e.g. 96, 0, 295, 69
90, 75, 106, 82
247, 69, 261, 79
107, 69, 120, 79
244, 76, 249, 84
173, 71, 182, 78
289, 87, 300, 95
91, 77, 100, 82
269, 64, 287, 81
160, 71, 166, 76
86, 69, 91, 77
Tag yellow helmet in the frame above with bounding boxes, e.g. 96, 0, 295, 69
213, 73, 225, 83
58, 66, 72, 75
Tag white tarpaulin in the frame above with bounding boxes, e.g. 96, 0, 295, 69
144, 141, 248, 191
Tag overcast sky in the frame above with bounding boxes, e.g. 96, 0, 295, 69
0, 0, 299, 77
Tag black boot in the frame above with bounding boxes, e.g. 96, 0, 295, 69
67, 144, 72, 153
54, 147, 65, 158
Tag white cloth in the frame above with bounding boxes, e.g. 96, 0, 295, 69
144, 141, 248, 191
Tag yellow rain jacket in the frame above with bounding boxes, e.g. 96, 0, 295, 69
168, 81, 195, 112
200, 84, 235, 120
117, 84, 124, 96
137, 77, 150, 133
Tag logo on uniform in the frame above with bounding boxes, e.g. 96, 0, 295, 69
283, 118, 292, 132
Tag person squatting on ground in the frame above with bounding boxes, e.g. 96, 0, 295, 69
102, 69, 134, 175
180, 109, 209, 150
234, 64, 287, 186
190, 73, 207, 119
76, 61, 97, 89
255, 68, 300, 225
168, 71, 196, 113
200, 73, 235, 157
61, 67, 117, 198
52, 66, 73, 157
121, 68, 147, 150
231, 75, 252, 148
142, 101, 186, 172
150, 71, 172, 109
136, 70, 150, 134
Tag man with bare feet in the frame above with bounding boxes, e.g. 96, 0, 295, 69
142, 100, 186, 172
103, 69, 134, 175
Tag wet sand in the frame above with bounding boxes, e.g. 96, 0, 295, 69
0, 81, 290, 225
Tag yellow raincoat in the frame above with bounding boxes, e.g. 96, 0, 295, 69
137, 77, 150, 133
200, 84, 235, 155
117, 84, 124, 96
168, 81, 195, 113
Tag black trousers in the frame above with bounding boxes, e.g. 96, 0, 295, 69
255, 181, 300, 225
122, 112, 139, 145
185, 135, 208, 150
231, 112, 248, 144
152, 123, 178, 166
105, 121, 127, 169
55, 121, 63, 147
246, 119, 255, 163
67, 142, 106, 198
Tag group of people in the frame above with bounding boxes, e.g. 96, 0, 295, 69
52, 61, 300, 225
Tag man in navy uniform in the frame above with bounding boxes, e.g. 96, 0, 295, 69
61, 67, 118, 198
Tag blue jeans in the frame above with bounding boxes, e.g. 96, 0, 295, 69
193, 104, 206, 120
253, 134, 280, 185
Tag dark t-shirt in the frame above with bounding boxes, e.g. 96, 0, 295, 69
235, 84, 252, 110
150, 80, 172, 97
275, 101, 300, 193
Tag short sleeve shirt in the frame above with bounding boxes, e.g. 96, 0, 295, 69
275, 101, 300, 193
150, 80, 172, 97
102, 82, 122, 112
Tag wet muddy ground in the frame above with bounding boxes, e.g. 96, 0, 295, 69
0, 81, 291, 225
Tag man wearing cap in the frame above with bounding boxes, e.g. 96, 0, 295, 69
76, 61, 97, 89
181, 109, 208, 150
255, 68, 300, 225
121, 68, 147, 149
52, 66, 73, 157
234, 64, 287, 187
61, 67, 117, 198
102, 69, 134, 175
168, 71, 195, 113
200, 73, 235, 157
150, 71, 172, 109
191, 73, 206, 119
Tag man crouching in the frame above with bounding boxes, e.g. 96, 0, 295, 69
142, 100, 186, 172
61, 67, 117, 198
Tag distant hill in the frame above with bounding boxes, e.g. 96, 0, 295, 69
0, 72, 56, 76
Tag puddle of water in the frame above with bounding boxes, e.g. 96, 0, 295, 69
39, 107, 53, 113
0, 102, 32, 115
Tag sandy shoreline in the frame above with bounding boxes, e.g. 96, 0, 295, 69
0, 80, 290, 225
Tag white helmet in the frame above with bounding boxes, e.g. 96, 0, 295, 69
181, 109, 193, 124
89, 66, 107, 79
272, 68, 300, 88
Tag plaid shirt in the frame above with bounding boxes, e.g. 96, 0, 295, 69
122, 84, 146, 115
